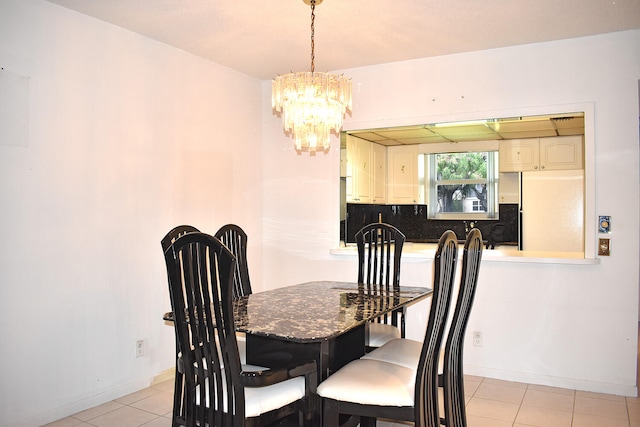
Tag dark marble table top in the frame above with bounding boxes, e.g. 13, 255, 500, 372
233, 281, 432, 343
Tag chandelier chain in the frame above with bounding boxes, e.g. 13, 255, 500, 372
310, 0, 315, 73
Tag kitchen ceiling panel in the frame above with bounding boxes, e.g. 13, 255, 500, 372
347, 113, 585, 145
374, 128, 434, 139
488, 120, 555, 133
351, 132, 387, 142
497, 130, 559, 139
553, 117, 585, 129
396, 135, 451, 144
427, 124, 497, 139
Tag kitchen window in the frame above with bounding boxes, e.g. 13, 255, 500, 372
427, 151, 498, 219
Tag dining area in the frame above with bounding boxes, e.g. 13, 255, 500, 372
160, 222, 483, 427
4, 3, 638, 425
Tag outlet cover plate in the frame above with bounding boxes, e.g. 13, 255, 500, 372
598, 238, 610, 256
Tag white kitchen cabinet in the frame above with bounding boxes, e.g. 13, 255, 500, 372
387, 145, 419, 204
499, 136, 583, 172
345, 138, 354, 201
539, 136, 583, 170
371, 142, 387, 203
499, 139, 539, 172
498, 172, 519, 204
346, 135, 371, 203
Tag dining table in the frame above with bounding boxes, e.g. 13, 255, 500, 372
233, 280, 433, 381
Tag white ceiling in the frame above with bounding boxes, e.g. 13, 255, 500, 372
46, 0, 640, 81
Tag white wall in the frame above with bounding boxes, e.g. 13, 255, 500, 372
0, 1, 263, 426
261, 30, 640, 396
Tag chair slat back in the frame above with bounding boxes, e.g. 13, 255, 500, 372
215, 224, 252, 299
356, 223, 405, 290
161, 225, 200, 426
442, 228, 483, 427
164, 232, 241, 427
356, 223, 405, 327
415, 230, 458, 427
161, 225, 200, 252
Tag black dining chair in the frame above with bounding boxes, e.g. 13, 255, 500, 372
359, 228, 484, 427
164, 232, 318, 427
214, 224, 252, 367
355, 222, 406, 348
161, 225, 200, 427
441, 228, 483, 427
317, 230, 459, 427
214, 224, 252, 363
162, 225, 202, 323
214, 224, 252, 299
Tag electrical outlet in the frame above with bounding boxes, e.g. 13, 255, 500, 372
473, 331, 482, 347
598, 238, 610, 256
136, 340, 145, 358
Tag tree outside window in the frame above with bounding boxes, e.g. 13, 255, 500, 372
428, 151, 497, 219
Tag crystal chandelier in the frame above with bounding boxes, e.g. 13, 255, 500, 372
272, 0, 352, 152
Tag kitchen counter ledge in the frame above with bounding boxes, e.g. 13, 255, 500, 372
331, 243, 600, 265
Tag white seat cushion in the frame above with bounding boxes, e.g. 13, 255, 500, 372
367, 322, 401, 347
197, 364, 307, 418
244, 375, 306, 417
363, 338, 448, 375
317, 359, 415, 407
361, 338, 421, 370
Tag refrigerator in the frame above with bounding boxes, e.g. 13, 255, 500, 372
520, 170, 584, 252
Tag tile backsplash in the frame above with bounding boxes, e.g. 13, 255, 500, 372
343, 203, 519, 247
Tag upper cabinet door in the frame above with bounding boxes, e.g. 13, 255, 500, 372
387, 145, 419, 204
539, 135, 583, 170
371, 143, 387, 203
354, 137, 372, 203
346, 135, 372, 203
499, 139, 539, 172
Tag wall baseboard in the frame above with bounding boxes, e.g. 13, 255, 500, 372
152, 368, 175, 385
465, 364, 638, 397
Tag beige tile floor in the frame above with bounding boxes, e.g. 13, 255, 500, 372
43, 373, 640, 427
44, 324, 640, 427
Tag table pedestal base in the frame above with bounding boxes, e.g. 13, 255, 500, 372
246, 325, 365, 381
